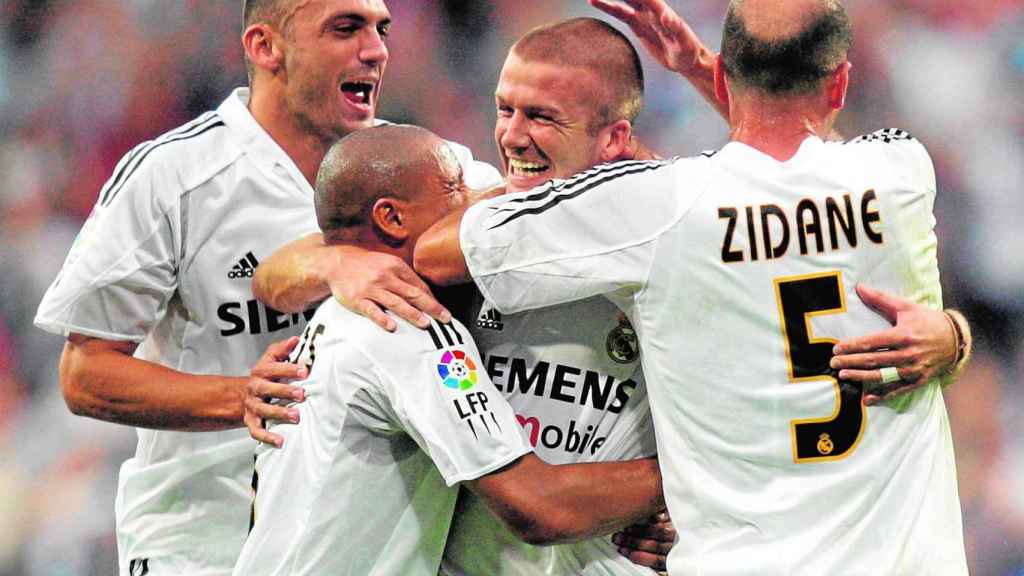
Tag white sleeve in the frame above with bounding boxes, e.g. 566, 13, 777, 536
34, 147, 180, 342
459, 159, 683, 314
444, 139, 505, 192
372, 318, 532, 486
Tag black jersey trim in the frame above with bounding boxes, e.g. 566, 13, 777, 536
488, 160, 671, 230
846, 128, 913, 145
100, 114, 224, 207
97, 112, 216, 206
498, 159, 655, 208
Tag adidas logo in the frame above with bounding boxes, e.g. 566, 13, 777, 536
476, 307, 504, 331
228, 252, 259, 279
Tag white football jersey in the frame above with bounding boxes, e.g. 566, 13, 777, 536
459, 133, 967, 575
34, 88, 502, 574
442, 293, 658, 576
233, 304, 531, 576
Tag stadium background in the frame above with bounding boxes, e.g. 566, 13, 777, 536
0, 0, 1020, 574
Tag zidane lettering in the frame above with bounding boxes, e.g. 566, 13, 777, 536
719, 190, 883, 264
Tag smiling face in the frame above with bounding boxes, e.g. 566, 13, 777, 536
494, 52, 611, 194
278, 0, 391, 141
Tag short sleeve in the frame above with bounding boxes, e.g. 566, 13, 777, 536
34, 148, 181, 342
370, 318, 532, 486
444, 139, 505, 192
459, 159, 682, 314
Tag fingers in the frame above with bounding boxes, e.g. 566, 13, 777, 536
251, 360, 308, 382
261, 336, 300, 362
618, 521, 677, 542
864, 379, 927, 406
352, 299, 397, 332
590, 0, 638, 20
613, 541, 667, 571
244, 409, 283, 448
854, 284, 912, 323
393, 268, 451, 323
831, 349, 907, 371
833, 327, 905, 355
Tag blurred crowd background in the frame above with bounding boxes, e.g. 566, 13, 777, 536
0, 0, 1021, 574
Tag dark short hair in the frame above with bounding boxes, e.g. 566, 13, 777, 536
243, 0, 284, 29
721, 0, 852, 95
512, 18, 644, 132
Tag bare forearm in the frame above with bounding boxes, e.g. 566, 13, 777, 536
473, 455, 664, 544
253, 233, 331, 313
413, 205, 472, 287
532, 457, 664, 541
60, 340, 246, 431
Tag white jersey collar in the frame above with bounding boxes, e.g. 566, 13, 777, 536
720, 134, 825, 166
217, 87, 315, 197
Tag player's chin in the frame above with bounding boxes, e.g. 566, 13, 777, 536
506, 173, 552, 194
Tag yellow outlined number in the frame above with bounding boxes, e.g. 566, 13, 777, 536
774, 271, 865, 463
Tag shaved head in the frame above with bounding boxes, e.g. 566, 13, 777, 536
243, 0, 288, 29
511, 17, 644, 131
721, 0, 852, 95
315, 125, 464, 243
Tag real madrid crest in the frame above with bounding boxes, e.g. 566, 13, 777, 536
606, 313, 640, 364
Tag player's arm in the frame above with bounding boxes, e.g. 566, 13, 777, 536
61, 335, 306, 431
413, 202, 475, 287
467, 453, 663, 545
831, 284, 973, 405
252, 233, 447, 331
591, 0, 725, 119
59, 334, 247, 430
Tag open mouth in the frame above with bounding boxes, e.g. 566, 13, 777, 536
340, 81, 374, 107
507, 158, 550, 177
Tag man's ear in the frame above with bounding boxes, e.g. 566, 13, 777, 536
371, 197, 410, 246
714, 55, 732, 109
598, 119, 634, 163
242, 23, 284, 75
828, 61, 852, 111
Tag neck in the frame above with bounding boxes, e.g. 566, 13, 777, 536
727, 92, 833, 161
248, 84, 334, 186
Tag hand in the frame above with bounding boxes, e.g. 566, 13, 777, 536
244, 337, 308, 447
324, 247, 451, 332
590, 0, 712, 77
612, 510, 676, 573
831, 284, 958, 405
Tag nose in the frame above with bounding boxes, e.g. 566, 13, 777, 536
360, 29, 389, 67
500, 111, 530, 151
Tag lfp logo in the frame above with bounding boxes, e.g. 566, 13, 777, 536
437, 350, 477, 390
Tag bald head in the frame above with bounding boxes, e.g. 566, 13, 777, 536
511, 17, 644, 131
721, 0, 852, 95
315, 125, 464, 244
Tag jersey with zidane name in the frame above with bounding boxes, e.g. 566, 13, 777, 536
459, 134, 966, 576
233, 304, 531, 576
442, 292, 657, 576
33, 88, 503, 574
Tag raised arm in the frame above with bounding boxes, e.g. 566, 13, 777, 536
468, 453, 664, 545
591, 0, 725, 119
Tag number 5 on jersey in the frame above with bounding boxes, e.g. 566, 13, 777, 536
774, 271, 866, 463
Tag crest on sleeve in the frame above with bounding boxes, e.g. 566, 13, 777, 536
437, 350, 478, 390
